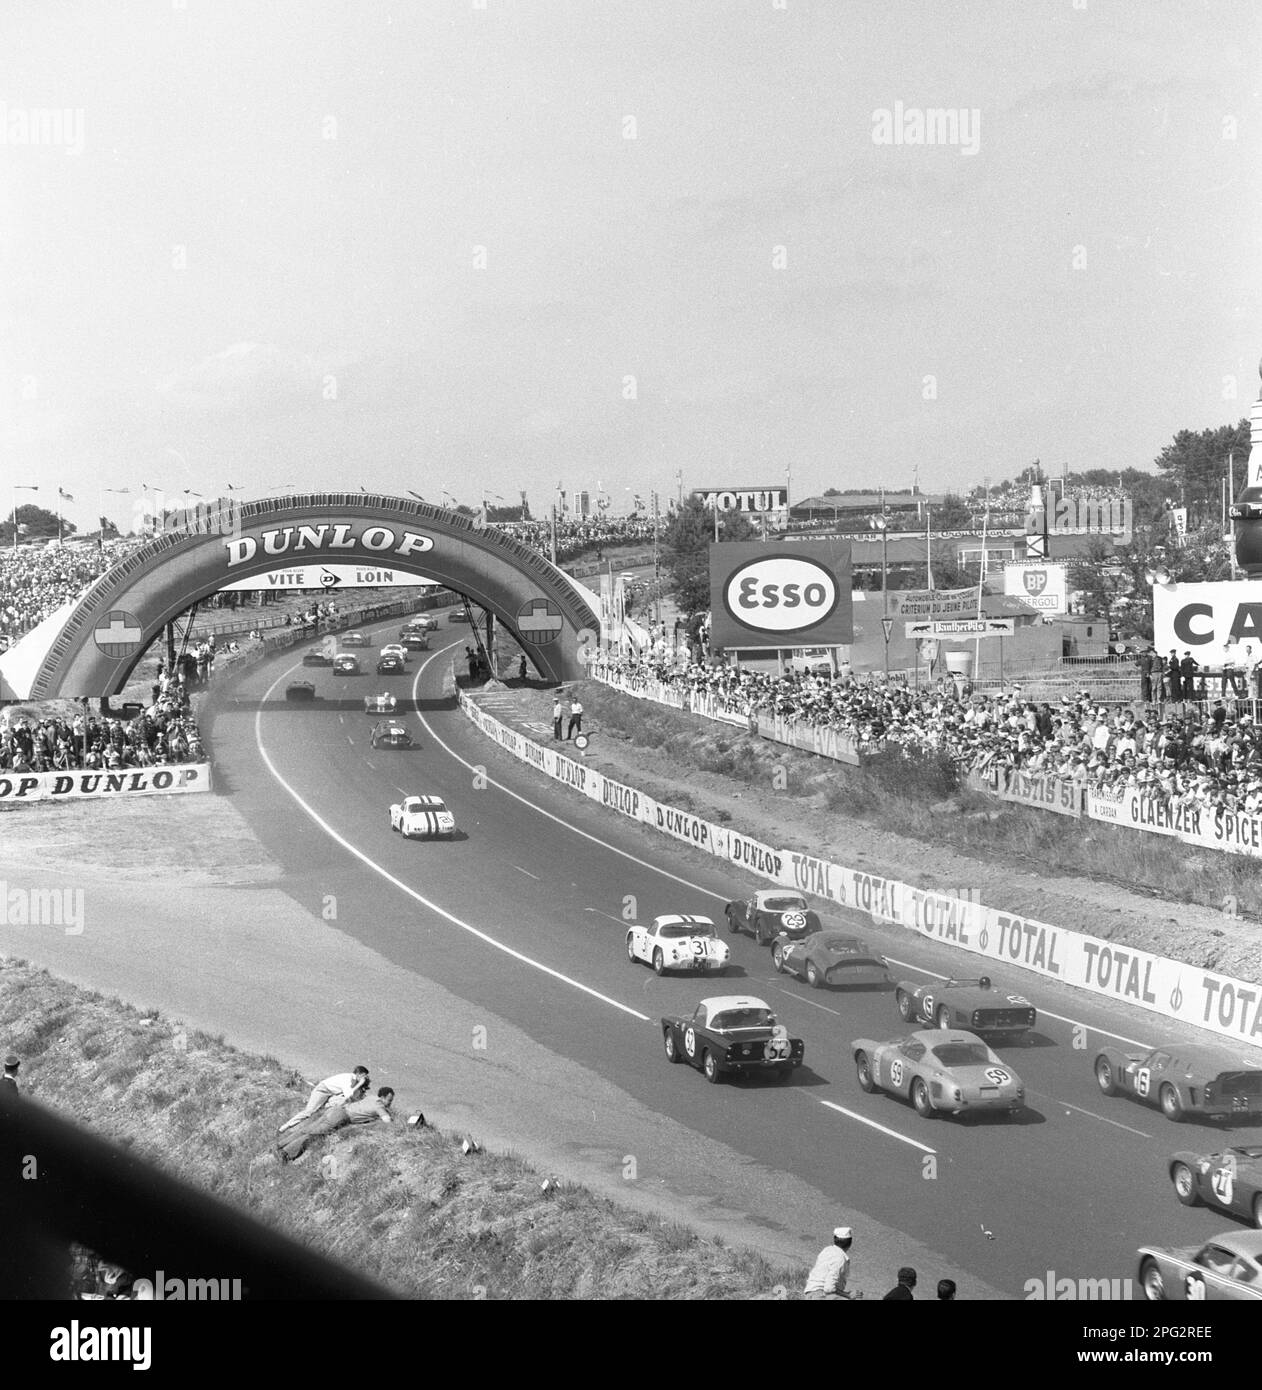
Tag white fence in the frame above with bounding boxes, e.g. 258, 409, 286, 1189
460, 691, 1262, 1050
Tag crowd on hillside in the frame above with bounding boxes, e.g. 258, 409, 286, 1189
0, 542, 145, 644
0, 679, 203, 773
499, 516, 658, 563
592, 651, 1262, 815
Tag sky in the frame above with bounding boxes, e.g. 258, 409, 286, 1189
3, 0, 1261, 533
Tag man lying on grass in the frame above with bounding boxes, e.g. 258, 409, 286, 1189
277, 1087, 395, 1164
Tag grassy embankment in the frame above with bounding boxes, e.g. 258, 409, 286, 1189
0, 960, 792, 1299
578, 680, 1262, 923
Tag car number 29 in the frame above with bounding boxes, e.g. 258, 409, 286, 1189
684, 1028, 696, 1058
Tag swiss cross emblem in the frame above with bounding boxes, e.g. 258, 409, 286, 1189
93, 609, 144, 658
1023, 570, 1048, 596
516, 597, 563, 646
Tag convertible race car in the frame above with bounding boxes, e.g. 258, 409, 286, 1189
302, 647, 333, 667
853, 1029, 1026, 1118
285, 680, 317, 702
364, 692, 398, 714
626, 915, 730, 976
1093, 1041, 1262, 1123
724, 890, 820, 946
340, 631, 369, 648
376, 653, 405, 675
661, 996, 804, 1083
371, 721, 414, 750
773, 932, 891, 989
401, 632, 430, 651
1169, 1146, 1262, 1226
332, 654, 362, 675
894, 976, 1037, 1041
389, 794, 455, 838
1137, 1229, 1262, 1301
401, 615, 437, 634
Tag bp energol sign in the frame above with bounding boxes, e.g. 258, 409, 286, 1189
709, 540, 853, 650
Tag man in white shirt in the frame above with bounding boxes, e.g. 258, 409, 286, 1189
278, 1065, 371, 1132
803, 1226, 855, 1299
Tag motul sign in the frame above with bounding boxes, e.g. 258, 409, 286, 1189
694, 487, 788, 513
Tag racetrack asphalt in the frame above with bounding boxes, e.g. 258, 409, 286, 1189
7, 613, 1261, 1298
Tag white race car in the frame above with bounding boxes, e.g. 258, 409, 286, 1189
389, 794, 455, 839
380, 643, 407, 661
364, 692, 397, 714
627, 914, 730, 976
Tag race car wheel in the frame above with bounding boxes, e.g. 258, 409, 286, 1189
626, 936, 637, 963
702, 1051, 721, 1084
1094, 1057, 1118, 1096
1139, 1259, 1166, 1301
1159, 1084, 1184, 1122
663, 1029, 680, 1064
805, 961, 822, 989
652, 948, 666, 976
935, 1005, 952, 1031
1171, 1163, 1200, 1206
772, 943, 786, 973
855, 1051, 876, 1093
896, 989, 914, 1021
725, 907, 740, 935
911, 1078, 933, 1117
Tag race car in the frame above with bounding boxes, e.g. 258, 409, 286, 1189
894, 976, 1037, 1042
1093, 1041, 1262, 1123
364, 692, 397, 714
285, 680, 317, 702
380, 643, 407, 661
449, 609, 472, 623
853, 1029, 1026, 1118
401, 615, 437, 634
401, 632, 430, 651
332, 654, 362, 675
626, 915, 730, 976
371, 721, 414, 750
661, 996, 804, 1084
376, 653, 405, 675
773, 932, 892, 990
389, 794, 455, 838
340, 631, 369, 648
302, 647, 333, 667
1169, 1146, 1262, 1226
724, 890, 820, 946
1137, 1230, 1262, 1301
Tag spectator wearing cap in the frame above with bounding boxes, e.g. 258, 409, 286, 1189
2, 1054, 19, 1095
803, 1226, 854, 1299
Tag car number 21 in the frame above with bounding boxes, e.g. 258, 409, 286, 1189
1211, 1168, 1235, 1206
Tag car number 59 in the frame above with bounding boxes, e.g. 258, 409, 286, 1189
890, 1059, 904, 1087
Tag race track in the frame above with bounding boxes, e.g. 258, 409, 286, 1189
207, 617, 1262, 1298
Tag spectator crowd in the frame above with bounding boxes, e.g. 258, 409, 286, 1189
0, 541, 147, 645
592, 650, 1262, 817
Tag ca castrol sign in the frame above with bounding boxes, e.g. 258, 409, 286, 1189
709, 541, 852, 649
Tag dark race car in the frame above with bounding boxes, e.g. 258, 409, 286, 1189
894, 976, 1037, 1042
1094, 1042, 1262, 1123
302, 647, 333, 667
661, 996, 804, 1084
1169, 1146, 1262, 1227
340, 631, 369, 648
371, 720, 414, 750
400, 615, 437, 635
772, 932, 892, 990
376, 653, 405, 675
285, 680, 317, 702
449, 609, 472, 623
401, 632, 430, 651
724, 890, 820, 947
1137, 1230, 1262, 1301
332, 654, 362, 675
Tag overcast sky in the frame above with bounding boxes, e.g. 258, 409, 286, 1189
4, 0, 1260, 530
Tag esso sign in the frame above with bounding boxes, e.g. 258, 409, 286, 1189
723, 555, 839, 634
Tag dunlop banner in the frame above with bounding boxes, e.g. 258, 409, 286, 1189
0, 764, 213, 802
460, 694, 1262, 1050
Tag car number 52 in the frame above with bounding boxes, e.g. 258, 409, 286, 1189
765, 1037, 790, 1061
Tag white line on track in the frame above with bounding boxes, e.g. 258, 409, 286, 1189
584, 908, 625, 925
1027, 1094, 1153, 1139
254, 662, 651, 1025
817, 1098, 937, 1154
514, 866, 540, 880
884, 957, 1153, 1051
763, 982, 846, 1018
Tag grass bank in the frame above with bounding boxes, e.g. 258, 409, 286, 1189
0, 960, 793, 1299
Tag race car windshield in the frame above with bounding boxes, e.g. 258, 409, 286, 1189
711, 1008, 775, 1031
659, 922, 714, 938
819, 936, 861, 952
930, 1043, 992, 1068
764, 897, 806, 912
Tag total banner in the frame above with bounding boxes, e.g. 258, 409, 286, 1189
460, 692, 1262, 1050
0, 764, 212, 802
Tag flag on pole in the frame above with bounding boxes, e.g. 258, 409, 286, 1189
59, 488, 75, 501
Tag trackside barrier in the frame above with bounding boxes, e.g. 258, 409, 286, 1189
0, 763, 212, 802
459, 691, 1262, 1052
